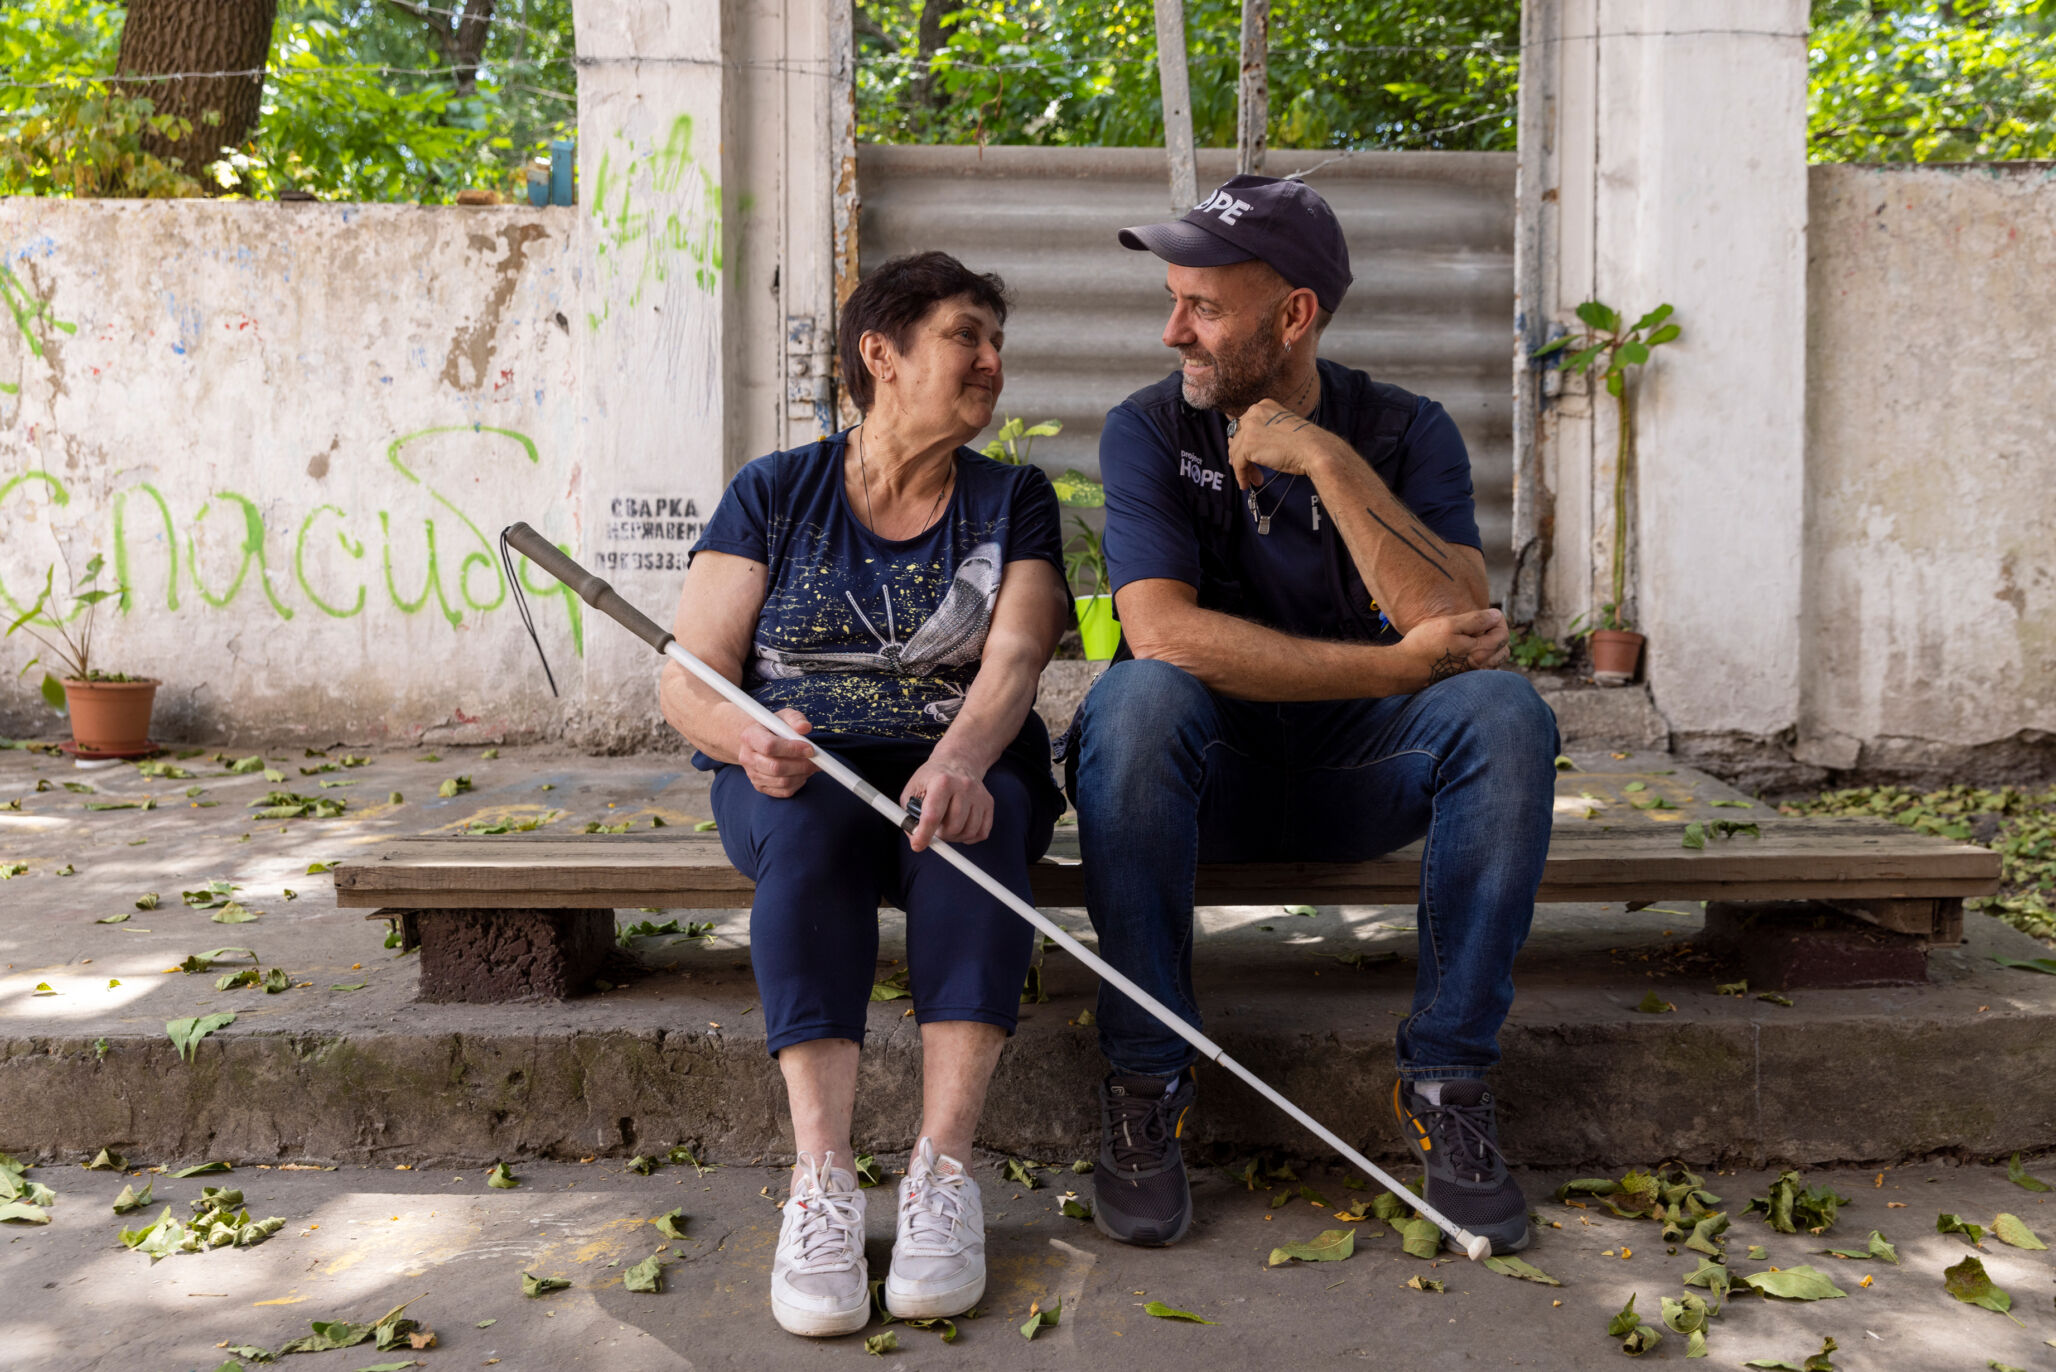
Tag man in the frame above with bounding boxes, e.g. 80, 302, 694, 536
1070, 175, 1558, 1256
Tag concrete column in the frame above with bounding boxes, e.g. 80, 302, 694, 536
568, 0, 730, 745
726, 0, 854, 466
1522, 0, 1809, 741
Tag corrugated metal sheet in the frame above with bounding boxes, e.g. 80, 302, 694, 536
856, 145, 1517, 597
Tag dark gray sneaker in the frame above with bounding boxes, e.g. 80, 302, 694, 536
1392, 1078, 1530, 1255
1092, 1072, 1196, 1247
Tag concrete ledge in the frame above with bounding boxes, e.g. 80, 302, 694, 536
5, 909, 2053, 1172
1530, 675, 1670, 749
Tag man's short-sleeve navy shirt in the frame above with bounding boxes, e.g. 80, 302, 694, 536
1099, 358, 1480, 645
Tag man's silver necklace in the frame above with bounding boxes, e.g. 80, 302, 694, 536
857, 424, 950, 538
1226, 373, 1319, 535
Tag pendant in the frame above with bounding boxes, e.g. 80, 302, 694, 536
1246, 489, 1270, 535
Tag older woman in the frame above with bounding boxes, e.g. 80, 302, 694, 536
659, 251, 1070, 1339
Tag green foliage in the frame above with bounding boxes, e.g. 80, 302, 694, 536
1809, 0, 2056, 163
980, 415, 1063, 465
1533, 302, 1682, 633
1063, 515, 1109, 598
856, 0, 1519, 152
5, 553, 126, 705
1785, 782, 2056, 943
1507, 626, 1567, 670
1, 0, 576, 202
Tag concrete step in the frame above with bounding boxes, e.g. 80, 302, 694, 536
5, 743, 2051, 1172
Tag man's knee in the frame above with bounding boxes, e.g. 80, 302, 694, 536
1431, 669, 1561, 762
1077, 657, 1212, 743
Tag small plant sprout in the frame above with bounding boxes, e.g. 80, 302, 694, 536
1533, 302, 1683, 634
5, 553, 130, 709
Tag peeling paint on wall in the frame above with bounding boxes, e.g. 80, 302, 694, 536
0, 200, 585, 740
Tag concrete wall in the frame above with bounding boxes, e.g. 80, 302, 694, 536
0, 201, 588, 744
1521, 0, 1812, 753
1802, 163, 2056, 776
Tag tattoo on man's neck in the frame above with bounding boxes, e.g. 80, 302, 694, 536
1429, 650, 1471, 683
1285, 370, 1316, 412
1364, 507, 1455, 582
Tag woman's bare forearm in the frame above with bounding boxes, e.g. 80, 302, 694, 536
929, 562, 1068, 775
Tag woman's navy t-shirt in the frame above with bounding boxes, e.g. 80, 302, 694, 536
687, 433, 1066, 791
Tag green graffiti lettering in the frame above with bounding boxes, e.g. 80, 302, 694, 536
0, 265, 78, 361
386, 424, 540, 614
649, 115, 695, 192
592, 118, 723, 307
378, 511, 462, 628
0, 469, 72, 619
113, 483, 181, 613
186, 492, 294, 620
294, 504, 366, 619
1, 441, 585, 657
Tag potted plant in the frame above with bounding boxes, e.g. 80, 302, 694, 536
982, 416, 1121, 661
1534, 300, 1683, 685
5, 554, 158, 757
1064, 517, 1120, 661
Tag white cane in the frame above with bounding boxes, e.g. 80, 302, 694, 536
501, 522, 1493, 1261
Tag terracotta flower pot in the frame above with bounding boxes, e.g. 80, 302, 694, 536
1075, 594, 1121, 661
1589, 630, 1645, 686
61, 678, 159, 756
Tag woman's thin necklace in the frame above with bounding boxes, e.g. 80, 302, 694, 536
858, 424, 950, 538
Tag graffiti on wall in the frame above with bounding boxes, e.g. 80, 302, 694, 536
587, 113, 724, 329
0, 425, 584, 654
1, 261, 77, 395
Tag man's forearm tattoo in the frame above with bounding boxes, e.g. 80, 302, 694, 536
1364, 506, 1455, 581
1429, 650, 1471, 683
1403, 512, 1449, 562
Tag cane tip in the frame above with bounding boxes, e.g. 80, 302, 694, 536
1463, 1233, 1492, 1262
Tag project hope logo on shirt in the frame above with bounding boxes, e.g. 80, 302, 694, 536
1178, 450, 1226, 492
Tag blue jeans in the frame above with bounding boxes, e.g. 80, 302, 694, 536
711, 747, 1057, 1056
1069, 659, 1559, 1082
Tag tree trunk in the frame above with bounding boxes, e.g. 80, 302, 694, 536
115, 0, 280, 169
386, 0, 498, 97
909, 0, 950, 111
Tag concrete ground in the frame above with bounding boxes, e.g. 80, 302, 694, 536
6, 1154, 2056, 1371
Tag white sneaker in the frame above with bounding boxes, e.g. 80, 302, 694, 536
770, 1153, 871, 1337
884, 1138, 986, 1319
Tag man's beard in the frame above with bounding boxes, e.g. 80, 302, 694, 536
1178, 315, 1286, 412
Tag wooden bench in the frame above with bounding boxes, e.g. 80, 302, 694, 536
334, 766, 2002, 1002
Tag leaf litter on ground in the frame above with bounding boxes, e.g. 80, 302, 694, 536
1606, 1294, 1661, 1355
2006, 1152, 2052, 1192
1821, 1228, 1898, 1263
1944, 1254, 2020, 1323
1743, 1335, 1839, 1370
1143, 1300, 1216, 1324
1020, 1296, 1060, 1339
1746, 1170, 1851, 1234
166, 1013, 235, 1063
1740, 1265, 1846, 1300
1991, 1212, 2046, 1250
1267, 1227, 1355, 1266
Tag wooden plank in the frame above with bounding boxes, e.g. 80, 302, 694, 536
334, 819, 2002, 909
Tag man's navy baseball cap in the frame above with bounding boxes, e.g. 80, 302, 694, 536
1118, 174, 1353, 314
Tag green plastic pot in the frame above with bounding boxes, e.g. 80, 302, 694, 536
1075, 594, 1120, 661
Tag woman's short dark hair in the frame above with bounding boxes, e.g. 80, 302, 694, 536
838, 251, 1010, 413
